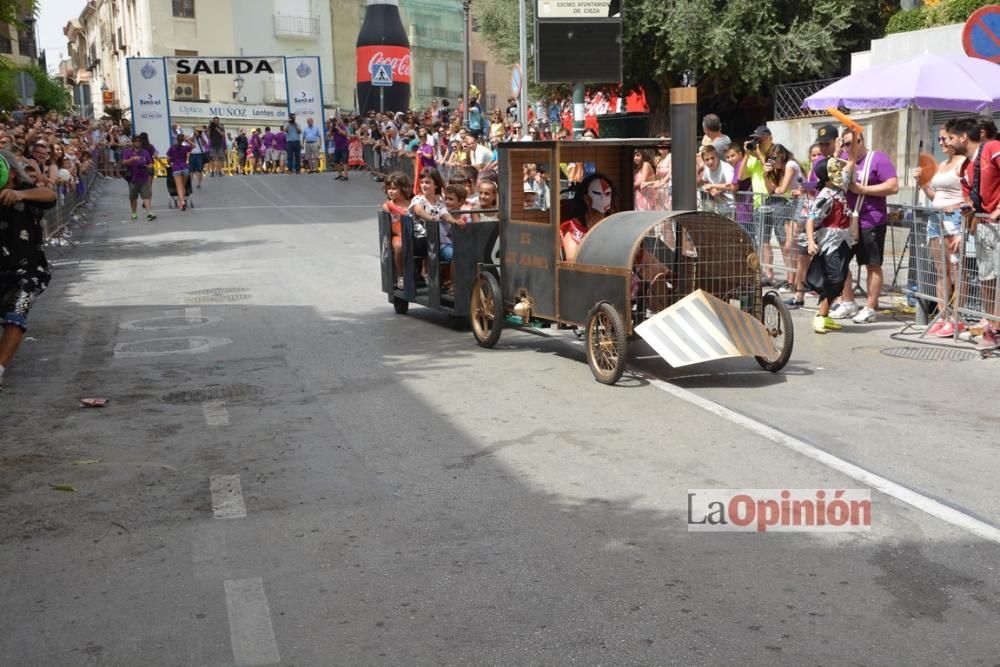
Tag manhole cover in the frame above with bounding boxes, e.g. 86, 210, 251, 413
182, 287, 251, 304
119, 315, 222, 331
113, 336, 232, 357
187, 287, 250, 296
161, 384, 265, 404
880, 346, 978, 362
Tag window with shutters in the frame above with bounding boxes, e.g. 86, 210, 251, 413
174, 49, 200, 99
0, 36, 10, 55
472, 61, 486, 99
172, 0, 195, 18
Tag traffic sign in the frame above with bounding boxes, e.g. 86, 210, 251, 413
511, 64, 522, 96
536, 0, 619, 19
963, 5, 1000, 64
14, 71, 36, 106
371, 63, 393, 87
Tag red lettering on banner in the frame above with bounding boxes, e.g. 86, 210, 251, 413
356, 45, 412, 84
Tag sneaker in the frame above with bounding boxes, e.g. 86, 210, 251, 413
935, 321, 966, 338
395, 276, 404, 289
146, 212, 157, 221
131, 213, 138, 221
926, 320, 946, 336
829, 302, 859, 320
783, 297, 805, 308
853, 306, 877, 324
812, 315, 827, 334
977, 328, 999, 351
822, 316, 843, 330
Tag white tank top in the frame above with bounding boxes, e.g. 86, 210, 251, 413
930, 162, 964, 210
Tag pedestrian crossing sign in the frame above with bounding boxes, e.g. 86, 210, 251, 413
372, 63, 393, 87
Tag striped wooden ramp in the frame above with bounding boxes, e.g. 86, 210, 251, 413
636, 289, 777, 367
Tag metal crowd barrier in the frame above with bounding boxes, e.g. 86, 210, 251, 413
43, 153, 102, 244
697, 191, 926, 301
360, 143, 468, 185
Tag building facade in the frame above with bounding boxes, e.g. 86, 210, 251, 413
397, 0, 463, 110
0, 0, 40, 68
64, 0, 341, 122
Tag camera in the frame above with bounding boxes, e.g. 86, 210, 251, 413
746, 139, 758, 151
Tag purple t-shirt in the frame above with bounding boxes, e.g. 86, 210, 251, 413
250, 133, 262, 151
273, 131, 287, 151
262, 131, 274, 149
732, 159, 753, 224
844, 150, 896, 229
333, 124, 349, 151
123, 148, 152, 184
166, 143, 192, 171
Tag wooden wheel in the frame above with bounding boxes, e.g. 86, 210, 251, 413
756, 291, 794, 372
586, 302, 627, 384
469, 272, 503, 348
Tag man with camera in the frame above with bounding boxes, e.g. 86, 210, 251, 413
737, 125, 784, 285
207, 117, 226, 177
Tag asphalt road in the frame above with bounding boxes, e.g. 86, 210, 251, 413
2, 172, 999, 666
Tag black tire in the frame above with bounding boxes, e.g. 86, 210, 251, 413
469, 271, 503, 348
393, 297, 409, 315
756, 291, 794, 372
586, 302, 627, 385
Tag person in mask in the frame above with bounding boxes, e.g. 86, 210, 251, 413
561, 173, 615, 262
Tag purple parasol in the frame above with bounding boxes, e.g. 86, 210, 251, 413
802, 54, 1000, 113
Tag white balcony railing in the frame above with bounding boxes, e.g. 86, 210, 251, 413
273, 14, 320, 39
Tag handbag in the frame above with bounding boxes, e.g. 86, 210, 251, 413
849, 152, 873, 247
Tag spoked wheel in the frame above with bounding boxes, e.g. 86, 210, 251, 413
393, 297, 409, 315
469, 272, 503, 348
756, 291, 794, 372
586, 302, 627, 385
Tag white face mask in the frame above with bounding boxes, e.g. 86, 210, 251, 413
588, 181, 612, 214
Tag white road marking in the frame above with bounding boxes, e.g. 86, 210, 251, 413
202, 400, 230, 426
648, 377, 1000, 544
210, 474, 247, 519
224, 577, 280, 666
185, 306, 202, 319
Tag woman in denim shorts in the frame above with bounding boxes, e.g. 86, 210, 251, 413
917, 129, 965, 337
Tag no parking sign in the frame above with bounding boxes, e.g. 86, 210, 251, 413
963, 5, 1000, 64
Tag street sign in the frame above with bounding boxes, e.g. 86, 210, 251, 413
371, 63, 393, 87
536, 0, 619, 19
14, 71, 36, 106
511, 64, 522, 96
963, 5, 1000, 64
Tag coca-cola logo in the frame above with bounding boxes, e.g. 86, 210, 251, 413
368, 52, 411, 79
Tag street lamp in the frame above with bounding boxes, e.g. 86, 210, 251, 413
233, 74, 245, 101
462, 0, 470, 126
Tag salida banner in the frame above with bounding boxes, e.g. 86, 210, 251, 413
126, 57, 171, 156
166, 56, 284, 76
127, 56, 325, 140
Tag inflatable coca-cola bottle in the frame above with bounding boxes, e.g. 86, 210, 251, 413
356, 0, 411, 113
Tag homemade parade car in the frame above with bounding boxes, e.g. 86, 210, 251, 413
377, 139, 793, 384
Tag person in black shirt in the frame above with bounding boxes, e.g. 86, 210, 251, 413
234, 130, 250, 175
0, 150, 57, 391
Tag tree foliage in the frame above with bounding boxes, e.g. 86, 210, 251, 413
473, 0, 890, 106
886, 0, 994, 34
0, 63, 73, 114
622, 0, 888, 100
0, 0, 37, 26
